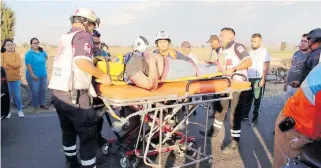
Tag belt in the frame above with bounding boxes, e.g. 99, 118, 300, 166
288, 83, 300, 88
52, 89, 88, 94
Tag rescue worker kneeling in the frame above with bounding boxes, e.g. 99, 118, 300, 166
48, 8, 111, 168
273, 63, 321, 168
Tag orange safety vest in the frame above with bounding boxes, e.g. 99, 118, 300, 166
283, 63, 321, 139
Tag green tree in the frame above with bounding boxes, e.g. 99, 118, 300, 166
1, 2, 16, 41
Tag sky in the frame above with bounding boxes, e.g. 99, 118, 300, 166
5, 0, 321, 48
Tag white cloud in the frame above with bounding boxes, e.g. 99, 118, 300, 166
105, 0, 161, 26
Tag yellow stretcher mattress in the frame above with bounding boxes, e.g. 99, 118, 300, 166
99, 79, 251, 100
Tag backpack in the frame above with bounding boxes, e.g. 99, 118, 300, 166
95, 52, 138, 83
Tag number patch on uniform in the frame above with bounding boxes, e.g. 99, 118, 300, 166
84, 43, 92, 54
237, 46, 244, 53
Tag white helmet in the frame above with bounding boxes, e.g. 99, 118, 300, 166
155, 30, 171, 43
71, 8, 100, 26
133, 36, 151, 52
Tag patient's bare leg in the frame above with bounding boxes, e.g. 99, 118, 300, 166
152, 54, 164, 77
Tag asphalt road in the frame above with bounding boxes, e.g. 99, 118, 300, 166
1, 83, 285, 168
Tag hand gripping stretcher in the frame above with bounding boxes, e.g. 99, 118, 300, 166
96, 74, 251, 168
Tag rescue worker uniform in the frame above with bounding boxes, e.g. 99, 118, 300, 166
273, 62, 321, 168
48, 27, 98, 168
199, 41, 251, 153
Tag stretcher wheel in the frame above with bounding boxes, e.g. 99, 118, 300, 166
120, 156, 140, 168
130, 158, 140, 168
120, 156, 130, 168
186, 141, 197, 158
102, 143, 111, 155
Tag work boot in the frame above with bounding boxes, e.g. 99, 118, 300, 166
221, 140, 239, 154
249, 116, 258, 126
199, 126, 219, 137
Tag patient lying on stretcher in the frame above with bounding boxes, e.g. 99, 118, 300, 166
124, 36, 219, 90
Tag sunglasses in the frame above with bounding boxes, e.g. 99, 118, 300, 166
94, 42, 101, 45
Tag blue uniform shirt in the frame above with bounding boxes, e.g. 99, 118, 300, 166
94, 49, 108, 57
25, 49, 48, 77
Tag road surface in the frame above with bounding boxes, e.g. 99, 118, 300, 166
1, 83, 285, 168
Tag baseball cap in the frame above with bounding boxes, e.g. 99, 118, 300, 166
206, 35, 219, 43
181, 41, 191, 47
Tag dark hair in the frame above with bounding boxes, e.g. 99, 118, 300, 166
302, 33, 308, 37
30, 37, 44, 52
1, 38, 14, 53
221, 27, 235, 35
100, 42, 108, 50
93, 30, 101, 38
252, 33, 262, 39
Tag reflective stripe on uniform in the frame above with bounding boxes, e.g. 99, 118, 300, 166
81, 157, 96, 166
63, 145, 76, 151
213, 119, 223, 128
65, 152, 77, 156
231, 129, 241, 137
63, 145, 77, 156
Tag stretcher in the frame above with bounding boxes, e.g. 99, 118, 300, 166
97, 74, 251, 168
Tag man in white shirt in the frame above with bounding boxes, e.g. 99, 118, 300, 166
181, 41, 200, 64
243, 33, 271, 125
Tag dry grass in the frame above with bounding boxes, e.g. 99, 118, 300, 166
15, 46, 295, 84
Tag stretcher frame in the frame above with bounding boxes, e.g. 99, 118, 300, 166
99, 75, 250, 168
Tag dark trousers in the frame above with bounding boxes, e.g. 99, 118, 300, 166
52, 90, 98, 168
243, 78, 265, 119
97, 118, 104, 139
213, 91, 246, 141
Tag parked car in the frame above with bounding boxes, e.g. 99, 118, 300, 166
1, 66, 10, 119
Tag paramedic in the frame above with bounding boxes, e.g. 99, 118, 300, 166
199, 27, 252, 154
48, 8, 111, 168
272, 62, 321, 168
92, 29, 108, 148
